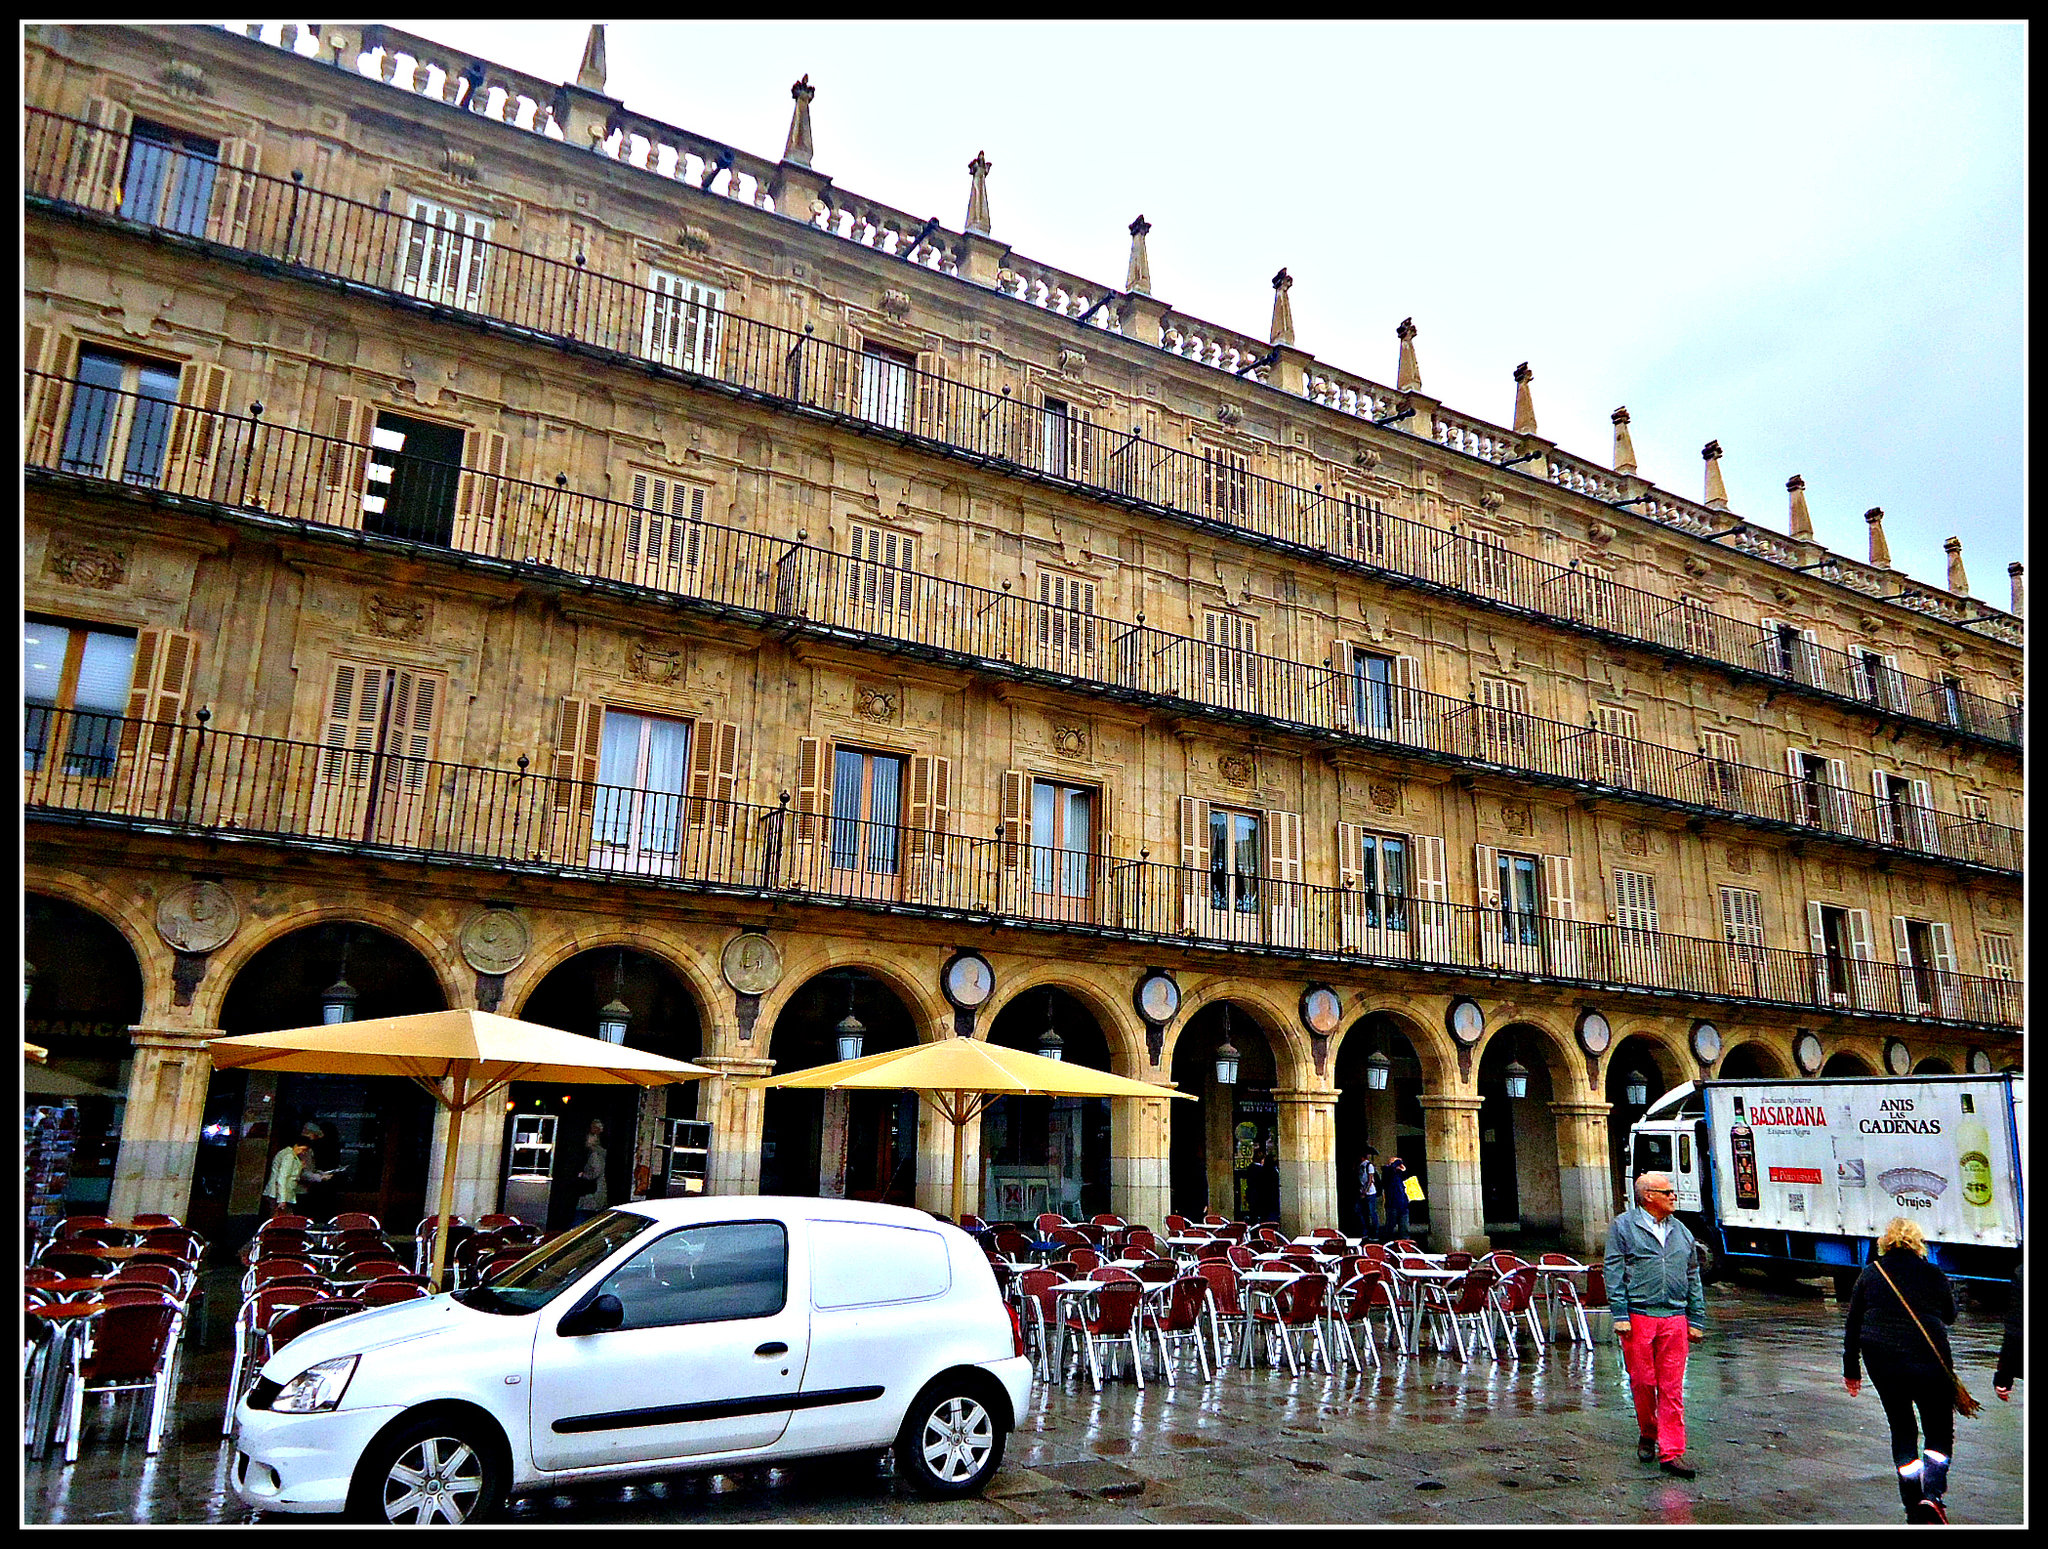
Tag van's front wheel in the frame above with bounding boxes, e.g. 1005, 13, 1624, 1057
895, 1383, 1006, 1498
347, 1412, 505, 1523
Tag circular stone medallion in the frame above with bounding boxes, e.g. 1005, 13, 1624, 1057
1447, 997, 1485, 1046
155, 881, 240, 953
1300, 986, 1342, 1037
1576, 1011, 1612, 1056
458, 909, 530, 976
1793, 1030, 1825, 1075
1884, 1037, 1913, 1077
720, 932, 784, 996
1136, 971, 1180, 1026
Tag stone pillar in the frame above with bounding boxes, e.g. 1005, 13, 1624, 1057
1110, 1086, 1174, 1228
424, 1084, 503, 1222
1549, 1098, 1616, 1258
1117, 292, 1171, 350
1273, 1088, 1339, 1235
694, 1055, 773, 1196
1611, 407, 1637, 474
1415, 1092, 1488, 1252
108, 1027, 217, 1222
914, 1095, 979, 1219
958, 232, 1009, 289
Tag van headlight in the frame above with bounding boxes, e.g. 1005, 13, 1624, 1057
270, 1355, 359, 1413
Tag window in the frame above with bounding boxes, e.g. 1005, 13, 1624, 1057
1900, 918, 1939, 1011
1875, 771, 1916, 847
1680, 598, 1718, 657
1793, 751, 1833, 828
58, 349, 180, 485
1982, 931, 2015, 981
1358, 830, 1409, 931
1497, 851, 1540, 946
362, 412, 465, 545
829, 747, 905, 876
23, 619, 137, 777
1040, 396, 1072, 479
591, 710, 690, 874
1202, 611, 1258, 709
1770, 622, 1818, 683
1037, 569, 1097, 664
1613, 869, 1660, 934
1338, 491, 1387, 566
1465, 530, 1512, 597
397, 196, 492, 310
1477, 677, 1527, 766
1719, 886, 1765, 951
1200, 446, 1249, 516
311, 659, 446, 848
1350, 650, 1395, 735
1594, 704, 1640, 788
845, 522, 917, 622
1854, 648, 1903, 712
596, 1221, 787, 1331
626, 471, 707, 593
1208, 806, 1262, 916
1578, 564, 1620, 631
1030, 779, 1095, 905
641, 269, 723, 374
858, 343, 914, 430
1702, 730, 1743, 808
1958, 793, 1991, 825
119, 118, 218, 237
1939, 675, 1966, 730
1809, 902, 1863, 1003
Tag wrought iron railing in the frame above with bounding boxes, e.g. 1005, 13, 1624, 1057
24, 370, 2023, 880
23, 706, 2023, 1029
21, 104, 2023, 753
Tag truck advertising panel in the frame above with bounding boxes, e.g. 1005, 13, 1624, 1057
1703, 1078, 2019, 1249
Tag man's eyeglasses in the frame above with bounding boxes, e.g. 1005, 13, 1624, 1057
1643, 1188, 1677, 1196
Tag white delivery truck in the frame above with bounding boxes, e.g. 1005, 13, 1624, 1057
1628, 1074, 2022, 1293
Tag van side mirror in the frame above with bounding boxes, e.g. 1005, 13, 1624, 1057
558, 1292, 624, 1337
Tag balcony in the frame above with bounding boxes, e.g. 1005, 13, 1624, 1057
21, 104, 2023, 755
23, 706, 2023, 1031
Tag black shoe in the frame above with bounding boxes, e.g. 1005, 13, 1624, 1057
1923, 1499, 1948, 1524
1659, 1457, 1697, 1480
1638, 1437, 1658, 1463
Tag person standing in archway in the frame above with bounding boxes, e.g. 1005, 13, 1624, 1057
573, 1119, 609, 1224
1381, 1154, 1412, 1241
1357, 1147, 1382, 1241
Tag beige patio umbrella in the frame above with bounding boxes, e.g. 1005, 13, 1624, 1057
744, 1037, 1194, 1223
207, 1009, 716, 1290
25, 1040, 49, 1064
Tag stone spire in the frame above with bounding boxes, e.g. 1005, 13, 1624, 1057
1865, 507, 1892, 570
1944, 537, 1969, 596
1611, 407, 1636, 475
782, 75, 815, 168
2009, 561, 2024, 617
1125, 215, 1152, 296
964, 151, 992, 237
1395, 318, 1422, 392
576, 24, 607, 93
1269, 268, 1295, 348
1511, 363, 1537, 436
1786, 475, 1813, 539
1701, 441, 1728, 512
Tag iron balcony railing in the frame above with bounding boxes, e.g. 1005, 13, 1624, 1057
23, 706, 2024, 1031
25, 370, 2024, 881
21, 105, 2023, 754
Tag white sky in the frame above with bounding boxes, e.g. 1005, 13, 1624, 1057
383, 20, 2024, 602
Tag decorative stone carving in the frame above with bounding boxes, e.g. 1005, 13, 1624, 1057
1501, 802, 1533, 836
458, 909, 530, 975
1984, 893, 2011, 919
158, 58, 208, 97
45, 539, 128, 590
1771, 583, 1795, 604
362, 592, 426, 640
1725, 844, 1752, 875
1216, 404, 1244, 429
1682, 555, 1708, 578
1619, 827, 1648, 857
1903, 876, 1927, 905
721, 932, 784, 996
857, 683, 897, 721
627, 637, 684, 684
1058, 348, 1086, 377
155, 881, 239, 953
1218, 753, 1255, 788
1819, 861, 1845, 891
1353, 448, 1382, 471
879, 289, 912, 322
443, 146, 477, 181
678, 224, 713, 255
401, 353, 456, 407
1052, 723, 1087, 756
1588, 520, 1616, 545
1368, 781, 1399, 814
1478, 490, 1505, 514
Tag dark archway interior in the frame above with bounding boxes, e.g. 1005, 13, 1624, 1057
980, 987, 1112, 1222
761, 971, 919, 1206
1168, 1002, 1278, 1221
510, 948, 703, 1229
1605, 1035, 1679, 1214
25, 894, 144, 1218
1912, 1057, 1955, 1075
1822, 1051, 1877, 1078
1719, 1042, 1783, 1080
1478, 1025, 1561, 1237
1332, 1015, 1428, 1236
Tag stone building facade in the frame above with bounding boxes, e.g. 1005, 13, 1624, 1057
23, 23, 2025, 1254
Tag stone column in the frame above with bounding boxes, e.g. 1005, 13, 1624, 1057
1550, 1098, 1616, 1258
1110, 1085, 1175, 1228
694, 1055, 774, 1196
1415, 1092, 1488, 1252
1274, 1088, 1339, 1235
424, 1082, 504, 1222
914, 1097, 970, 1217
108, 1027, 217, 1223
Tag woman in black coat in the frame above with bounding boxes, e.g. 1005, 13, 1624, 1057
1843, 1216, 1959, 1522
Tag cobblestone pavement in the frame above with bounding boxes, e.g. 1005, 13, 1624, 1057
25, 1275, 2023, 1525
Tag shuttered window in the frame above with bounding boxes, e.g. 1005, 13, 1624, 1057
1981, 931, 2015, 981
397, 197, 492, 310
1339, 490, 1387, 565
1202, 611, 1258, 705
23, 618, 140, 778
118, 117, 218, 236
858, 343, 914, 430
58, 349, 181, 485
1579, 564, 1619, 630
593, 709, 690, 862
1719, 886, 1765, 950
1200, 446, 1249, 515
641, 269, 725, 374
1680, 598, 1718, 656
1477, 677, 1527, 765
1466, 531, 1512, 597
1595, 704, 1640, 787
626, 470, 708, 592
1613, 869, 1660, 934
1037, 569, 1097, 662
845, 522, 917, 619
1702, 729, 1743, 808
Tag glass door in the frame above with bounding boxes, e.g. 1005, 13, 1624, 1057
828, 747, 905, 899
1029, 779, 1095, 923
1207, 806, 1263, 944
590, 710, 690, 876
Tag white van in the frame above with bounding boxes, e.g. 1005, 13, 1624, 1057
231, 1196, 1034, 1522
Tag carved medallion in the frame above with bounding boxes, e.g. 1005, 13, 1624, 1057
155, 881, 239, 954
45, 539, 128, 590
362, 592, 426, 640
1984, 894, 2012, 920
857, 683, 897, 721
720, 932, 784, 996
1501, 802, 1533, 836
627, 637, 684, 684
1478, 490, 1505, 514
458, 909, 530, 976
1620, 827, 1648, 857
1725, 844, 1753, 875
879, 288, 912, 321
1588, 520, 1617, 545
1052, 723, 1087, 756
1819, 861, 1845, 891
1368, 782, 1399, 814
1218, 753, 1255, 788
1682, 555, 1708, 578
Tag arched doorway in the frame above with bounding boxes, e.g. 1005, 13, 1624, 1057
1168, 1001, 1280, 1221
980, 987, 1112, 1223
1719, 1041, 1787, 1080
1332, 1013, 1430, 1238
1822, 1051, 1877, 1078
207, 923, 446, 1240
1605, 1034, 1684, 1213
511, 948, 704, 1230
24, 895, 144, 1221
1477, 1023, 1565, 1242
761, 970, 921, 1207
1912, 1057, 1955, 1075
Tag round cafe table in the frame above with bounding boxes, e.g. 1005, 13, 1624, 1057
35, 1277, 113, 1297
25, 1301, 106, 1461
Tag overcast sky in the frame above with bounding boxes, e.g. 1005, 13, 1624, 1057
380, 20, 2023, 602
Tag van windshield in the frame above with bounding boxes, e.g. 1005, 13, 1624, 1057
454, 1211, 651, 1315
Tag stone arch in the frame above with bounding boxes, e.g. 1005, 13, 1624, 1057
1912, 1056, 1956, 1075
1162, 976, 1313, 1091
503, 922, 722, 1041
1328, 1003, 1458, 1092
1599, 1022, 1691, 1091
1474, 1013, 1578, 1098
1718, 1037, 1790, 1079
1474, 1015, 1578, 1240
193, 896, 466, 1029
26, 870, 167, 1019
1821, 1048, 1878, 1077
749, 941, 952, 1062
983, 965, 1147, 1078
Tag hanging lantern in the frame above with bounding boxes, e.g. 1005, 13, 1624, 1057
1214, 1006, 1240, 1087
1503, 1057, 1530, 1100
23, 957, 35, 1011
320, 933, 357, 1024
1364, 1050, 1391, 1091
596, 951, 631, 1044
1036, 990, 1064, 1061
1625, 1069, 1651, 1106
835, 975, 866, 1062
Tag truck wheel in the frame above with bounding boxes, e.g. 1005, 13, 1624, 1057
1693, 1239, 1718, 1284
1832, 1270, 1859, 1304
894, 1381, 1007, 1498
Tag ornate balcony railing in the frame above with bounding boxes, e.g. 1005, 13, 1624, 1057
24, 707, 2023, 1031
21, 104, 2022, 754
25, 370, 2024, 881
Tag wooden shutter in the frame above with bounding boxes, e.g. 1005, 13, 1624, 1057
1890, 914, 1923, 1013
1824, 759, 1847, 830
794, 734, 832, 843
306, 660, 384, 840
1414, 833, 1448, 961
165, 361, 232, 496
1909, 779, 1936, 851
914, 348, 946, 441
1329, 640, 1353, 730
454, 426, 510, 555
1928, 922, 1959, 1017
1393, 654, 1421, 744
686, 717, 718, 827
372, 667, 444, 848
906, 752, 952, 901
114, 626, 198, 813
1265, 807, 1303, 947
1785, 746, 1809, 825
1543, 853, 1578, 976
711, 721, 742, 829
1871, 768, 1895, 843
546, 696, 603, 863
205, 137, 261, 247
1177, 794, 1210, 932
1336, 820, 1364, 951
320, 394, 373, 530
74, 96, 133, 212
1472, 843, 1501, 910
24, 325, 78, 467
1846, 907, 1875, 1009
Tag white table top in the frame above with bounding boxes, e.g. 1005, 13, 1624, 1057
1394, 1264, 1465, 1281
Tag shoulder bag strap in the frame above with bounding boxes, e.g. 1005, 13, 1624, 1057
1872, 1259, 1954, 1376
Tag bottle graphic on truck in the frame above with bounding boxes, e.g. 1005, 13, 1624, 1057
1730, 1096, 1761, 1210
1956, 1092, 1995, 1216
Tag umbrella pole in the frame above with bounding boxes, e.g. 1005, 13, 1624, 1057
429, 1060, 470, 1293
951, 1089, 967, 1224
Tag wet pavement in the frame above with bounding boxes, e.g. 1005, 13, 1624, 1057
26, 1272, 2023, 1525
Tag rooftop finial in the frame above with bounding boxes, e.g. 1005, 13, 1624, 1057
1865, 507, 1893, 570
1511, 363, 1537, 436
1125, 215, 1152, 296
1701, 440, 1728, 512
964, 150, 992, 237
576, 24, 607, 93
1944, 536, 1969, 597
783, 75, 815, 168
1611, 407, 1637, 474
1269, 268, 1295, 347
1786, 475, 1813, 539
1395, 318, 1421, 392
2008, 561, 2024, 617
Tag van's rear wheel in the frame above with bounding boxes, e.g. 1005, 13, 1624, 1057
895, 1382, 1006, 1498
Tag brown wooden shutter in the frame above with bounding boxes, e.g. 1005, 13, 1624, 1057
1265, 807, 1304, 947
307, 659, 385, 840
795, 734, 832, 842
1177, 794, 1210, 933
373, 667, 444, 848
547, 696, 602, 863
914, 348, 946, 440
686, 715, 718, 827
321, 395, 372, 529
1330, 639, 1353, 730
167, 361, 232, 496
24, 325, 77, 466
711, 720, 742, 829
205, 137, 262, 247
73, 97, 133, 212
115, 626, 198, 812
454, 426, 510, 555
1335, 820, 1365, 952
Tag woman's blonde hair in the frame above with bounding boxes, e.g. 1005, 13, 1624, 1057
1877, 1216, 1928, 1257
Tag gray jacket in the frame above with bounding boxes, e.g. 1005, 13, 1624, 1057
1604, 1207, 1707, 1326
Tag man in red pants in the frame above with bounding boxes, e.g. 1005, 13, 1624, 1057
1605, 1171, 1708, 1478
